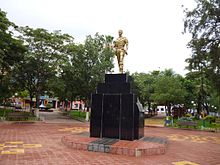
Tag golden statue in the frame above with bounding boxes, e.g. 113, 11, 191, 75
113, 30, 128, 73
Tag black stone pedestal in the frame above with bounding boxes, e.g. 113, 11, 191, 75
90, 74, 144, 141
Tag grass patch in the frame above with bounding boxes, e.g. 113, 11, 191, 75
69, 110, 89, 120
172, 117, 220, 130
144, 116, 220, 131
145, 118, 165, 126
197, 120, 220, 129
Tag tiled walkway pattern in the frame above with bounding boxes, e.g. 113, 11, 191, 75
58, 127, 89, 133
0, 122, 220, 165
0, 141, 42, 154
167, 134, 220, 144
172, 161, 199, 165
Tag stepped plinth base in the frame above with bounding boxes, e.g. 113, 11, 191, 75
61, 134, 168, 157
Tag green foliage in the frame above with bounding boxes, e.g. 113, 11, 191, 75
61, 33, 114, 104
0, 109, 14, 117
47, 76, 65, 100
0, 73, 13, 102
185, 113, 192, 118
181, 75, 199, 108
12, 27, 74, 108
151, 70, 186, 111
17, 90, 29, 98
132, 72, 156, 107
185, 71, 218, 114
165, 116, 172, 120
152, 76, 184, 104
0, 10, 25, 69
183, 0, 220, 112
69, 110, 88, 120
204, 115, 216, 123
208, 90, 219, 112
132, 69, 190, 116
0, 9, 26, 102
198, 119, 219, 129
46, 103, 52, 109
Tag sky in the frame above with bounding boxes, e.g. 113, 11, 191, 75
1, 0, 196, 75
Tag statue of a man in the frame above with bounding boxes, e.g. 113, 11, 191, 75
113, 30, 128, 73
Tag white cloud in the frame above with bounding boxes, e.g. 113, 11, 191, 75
1, 0, 196, 75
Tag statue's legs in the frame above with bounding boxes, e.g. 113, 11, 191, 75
119, 52, 124, 73
117, 54, 120, 67
116, 50, 125, 73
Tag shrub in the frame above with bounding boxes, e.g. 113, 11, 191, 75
46, 103, 52, 109
185, 113, 191, 117
204, 115, 216, 123
69, 110, 87, 119
0, 109, 14, 117
165, 116, 172, 120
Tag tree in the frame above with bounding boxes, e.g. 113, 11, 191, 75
208, 90, 219, 112
62, 33, 114, 107
182, 76, 197, 110
0, 72, 13, 104
0, 9, 26, 102
185, 71, 212, 114
13, 27, 74, 113
46, 76, 65, 100
183, 0, 220, 112
132, 72, 156, 110
151, 70, 186, 116
12, 56, 39, 111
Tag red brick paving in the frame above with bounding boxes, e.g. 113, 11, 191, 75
0, 122, 220, 165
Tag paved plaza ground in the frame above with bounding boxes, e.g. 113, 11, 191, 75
0, 112, 220, 165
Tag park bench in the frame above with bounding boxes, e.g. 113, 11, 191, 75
7, 112, 29, 121
177, 121, 198, 129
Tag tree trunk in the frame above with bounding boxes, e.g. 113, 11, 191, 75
28, 90, 34, 116
147, 100, 151, 111
204, 102, 209, 115
64, 99, 68, 111
166, 103, 171, 116
197, 94, 202, 116
35, 93, 40, 117
70, 100, 73, 110
30, 96, 34, 116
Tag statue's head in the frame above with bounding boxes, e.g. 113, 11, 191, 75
118, 30, 123, 36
